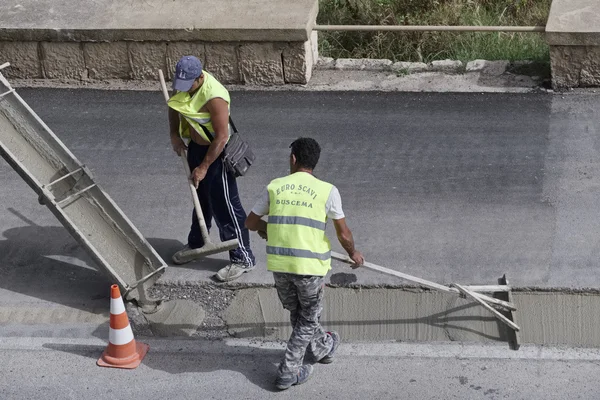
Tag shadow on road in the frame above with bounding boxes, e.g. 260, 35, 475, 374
0, 209, 111, 318
42, 340, 283, 392
0, 207, 230, 316
146, 237, 230, 276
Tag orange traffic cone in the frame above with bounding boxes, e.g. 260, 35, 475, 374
97, 284, 149, 369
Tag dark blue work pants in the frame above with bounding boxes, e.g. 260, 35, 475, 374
186, 141, 255, 266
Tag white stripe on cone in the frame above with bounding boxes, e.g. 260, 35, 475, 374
109, 325, 135, 346
110, 297, 126, 315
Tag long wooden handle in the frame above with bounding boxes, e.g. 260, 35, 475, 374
331, 251, 516, 311
452, 284, 520, 331
158, 70, 170, 102
180, 152, 211, 243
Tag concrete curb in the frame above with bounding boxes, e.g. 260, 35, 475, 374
134, 279, 600, 347
316, 57, 540, 76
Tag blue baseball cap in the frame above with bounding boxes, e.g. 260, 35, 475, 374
172, 55, 203, 92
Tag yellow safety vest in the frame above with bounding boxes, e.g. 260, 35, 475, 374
167, 71, 231, 142
266, 172, 334, 276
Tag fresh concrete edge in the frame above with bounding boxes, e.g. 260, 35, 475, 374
150, 280, 600, 294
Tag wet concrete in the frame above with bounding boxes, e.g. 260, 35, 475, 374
143, 299, 205, 337
217, 287, 600, 347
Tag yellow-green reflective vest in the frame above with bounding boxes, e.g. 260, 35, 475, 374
266, 172, 334, 276
166, 71, 231, 142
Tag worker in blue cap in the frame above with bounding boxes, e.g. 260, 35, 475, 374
166, 55, 256, 282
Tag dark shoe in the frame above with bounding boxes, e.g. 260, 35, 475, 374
275, 365, 313, 390
319, 331, 340, 364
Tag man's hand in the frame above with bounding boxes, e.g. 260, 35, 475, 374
349, 250, 364, 269
245, 212, 268, 236
191, 166, 208, 188
171, 136, 187, 156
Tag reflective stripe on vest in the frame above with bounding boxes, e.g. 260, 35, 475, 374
167, 71, 231, 142
268, 216, 327, 231
266, 172, 334, 276
266, 246, 331, 261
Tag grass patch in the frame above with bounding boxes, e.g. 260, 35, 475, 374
318, 0, 551, 64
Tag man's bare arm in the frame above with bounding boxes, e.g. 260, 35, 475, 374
189, 97, 230, 187
245, 212, 268, 239
246, 212, 267, 232
199, 97, 229, 169
333, 218, 364, 267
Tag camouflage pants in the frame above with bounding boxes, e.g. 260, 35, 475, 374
273, 272, 334, 377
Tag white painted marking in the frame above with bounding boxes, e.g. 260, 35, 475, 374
109, 326, 134, 345
110, 297, 126, 315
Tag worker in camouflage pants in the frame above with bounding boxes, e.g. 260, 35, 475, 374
273, 273, 331, 376
246, 137, 364, 390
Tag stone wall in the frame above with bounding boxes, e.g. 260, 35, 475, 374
0, 37, 317, 85
549, 46, 600, 89
546, 0, 600, 89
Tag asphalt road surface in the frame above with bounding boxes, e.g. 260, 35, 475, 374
2, 90, 600, 290
1, 337, 599, 400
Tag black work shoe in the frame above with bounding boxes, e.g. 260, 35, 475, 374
275, 365, 313, 390
319, 331, 340, 364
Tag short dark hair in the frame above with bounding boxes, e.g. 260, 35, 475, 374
290, 137, 321, 170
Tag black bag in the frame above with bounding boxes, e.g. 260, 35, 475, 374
199, 116, 255, 178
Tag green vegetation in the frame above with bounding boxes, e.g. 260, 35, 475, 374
318, 0, 551, 65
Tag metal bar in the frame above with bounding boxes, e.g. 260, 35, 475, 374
0, 89, 15, 99
314, 25, 545, 33
125, 265, 168, 293
500, 274, 521, 350
0, 143, 128, 291
331, 252, 515, 311
462, 285, 510, 293
0, 62, 10, 70
0, 70, 13, 89
44, 167, 84, 188
452, 283, 520, 332
56, 184, 96, 207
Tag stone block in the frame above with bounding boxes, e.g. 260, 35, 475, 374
317, 56, 335, 69
546, 0, 600, 46
465, 60, 486, 72
392, 61, 429, 73
335, 58, 392, 71
238, 43, 284, 85
40, 42, 86, 79
283, 40, 312, 84
0, 41, 40, 79
205, 43, 240, 84
551, 46, 600, 88
334, 58, 358, 70
465, 60, 509, 75
484, 61, 509, 75
430, 59, 463, 73
128, 42, 166, 80
83, 42, 130, 79
166, 42, 206, 79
